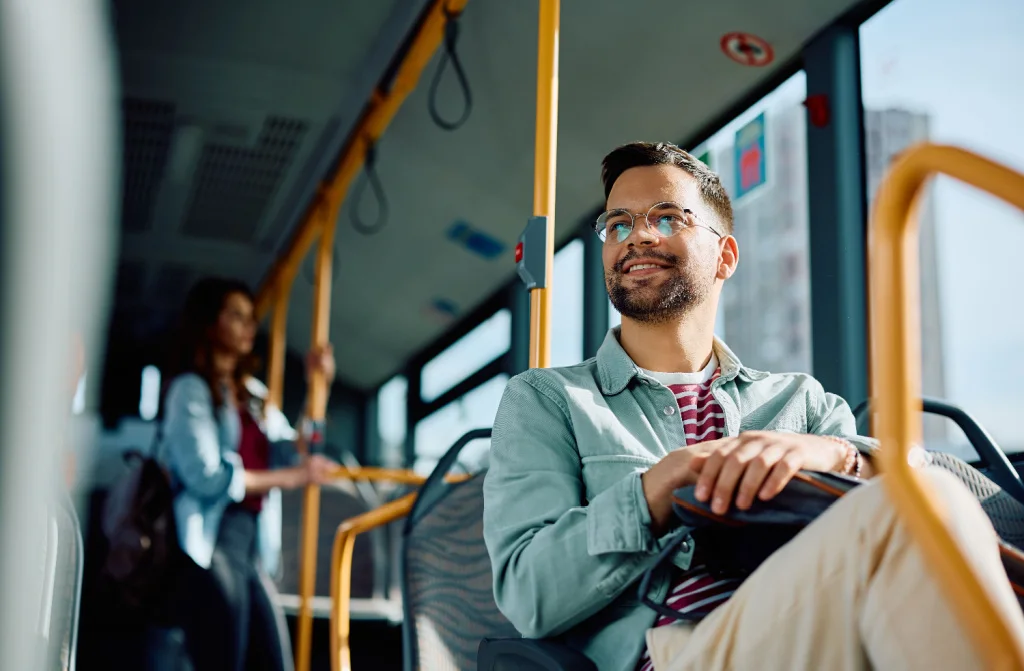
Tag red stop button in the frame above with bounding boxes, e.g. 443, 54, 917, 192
515, 242, 524, 264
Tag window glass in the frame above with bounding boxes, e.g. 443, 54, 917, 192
552, 239, 584, 367
377, 375, 407, 468
72, 373, 87, 415
413, 375, 508, 475
690, 72, 812, 374
138, 365, 160, 421
861, 0, 1024, 452
421, 309, 510, 402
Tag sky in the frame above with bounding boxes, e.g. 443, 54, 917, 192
377, 0, 1024, 467
859, 0, 1024, 448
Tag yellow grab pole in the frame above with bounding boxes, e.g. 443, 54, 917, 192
295, 199, 339, 671
528, 0, 559, 370
254, 0, 471, 320
266, 281, 290, 411
869, 143, 1024, 670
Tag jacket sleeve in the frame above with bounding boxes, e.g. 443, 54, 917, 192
264, 402, 301, 468
483, 374, 687, 639
807, 379, 881, 458
161, 374, 246, 504
243, 376, 300, 469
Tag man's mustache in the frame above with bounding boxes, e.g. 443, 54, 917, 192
613, 251, 680, 274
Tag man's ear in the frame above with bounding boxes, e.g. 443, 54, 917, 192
718, 235, 739, 280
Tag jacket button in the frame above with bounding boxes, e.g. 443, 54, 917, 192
663, 405, 676, 416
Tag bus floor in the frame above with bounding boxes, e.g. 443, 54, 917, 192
286, 615, 404, 671
76, 614, 402, 670
75, 488, 404, 671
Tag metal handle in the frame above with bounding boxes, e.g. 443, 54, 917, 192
869, 143, 1024, 668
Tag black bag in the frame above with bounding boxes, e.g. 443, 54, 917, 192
673, 470, 861, 578
639, 469, 1024, 622
100, 450, 182, 618
638, 470, 859, 622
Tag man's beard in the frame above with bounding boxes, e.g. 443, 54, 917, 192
606, 251, 714, 324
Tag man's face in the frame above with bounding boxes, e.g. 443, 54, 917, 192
601, 165, 726, 324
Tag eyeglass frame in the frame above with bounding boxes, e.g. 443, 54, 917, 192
592, 201, 724, 244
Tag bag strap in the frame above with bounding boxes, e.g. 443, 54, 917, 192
636, 533, 705, 623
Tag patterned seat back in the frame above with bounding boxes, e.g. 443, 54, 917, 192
279, 484, 383, 599
401, 430, 520, 670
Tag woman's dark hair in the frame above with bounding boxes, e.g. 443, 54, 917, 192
166, 276, 258, 409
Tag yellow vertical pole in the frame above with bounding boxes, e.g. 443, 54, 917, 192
869, 144, 1024, 670
295, 199, 338, 671
528, 0, 559, 370
266, 282, 290, 411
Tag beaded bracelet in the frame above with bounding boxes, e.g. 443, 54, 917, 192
822, 435, 862, 478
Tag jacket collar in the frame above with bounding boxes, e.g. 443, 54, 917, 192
595, 326, 768, 395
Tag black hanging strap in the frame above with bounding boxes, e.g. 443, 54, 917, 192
350, 143, 389, 236
428, 7, 473, 131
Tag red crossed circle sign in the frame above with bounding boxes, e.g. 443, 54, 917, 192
720, 32, 774, 67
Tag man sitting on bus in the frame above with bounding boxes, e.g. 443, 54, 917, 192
482, 141, 1024, 671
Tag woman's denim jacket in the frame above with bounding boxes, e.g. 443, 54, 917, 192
157, 373, 298, 574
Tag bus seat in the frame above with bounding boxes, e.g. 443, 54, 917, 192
41, 494, 84, 671
397, 428, 595, 671
853, 396, 1024, 504
927, 451, 1024, 549
280, 484, 384, 599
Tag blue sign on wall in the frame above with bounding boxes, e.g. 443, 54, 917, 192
734, 113, 766, 199
446, 220, 505, 260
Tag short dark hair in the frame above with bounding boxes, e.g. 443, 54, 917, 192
601, 141, 734, 234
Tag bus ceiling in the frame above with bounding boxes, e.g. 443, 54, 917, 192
110, 0, 872, 393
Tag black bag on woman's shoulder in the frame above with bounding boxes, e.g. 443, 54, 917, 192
100, 449, 183, 620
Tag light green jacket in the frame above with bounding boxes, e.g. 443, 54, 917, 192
483, 328, 877, 671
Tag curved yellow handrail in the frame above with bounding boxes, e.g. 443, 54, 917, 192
869, 143, 1024, 669
329, 493, 417, 671
327, 466, 472, 487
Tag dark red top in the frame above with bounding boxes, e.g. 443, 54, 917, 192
237, 408, 270, 513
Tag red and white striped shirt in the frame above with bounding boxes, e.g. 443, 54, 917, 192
636, 354, 743, 671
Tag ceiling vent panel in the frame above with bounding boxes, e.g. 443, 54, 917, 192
181, 115, 309, 244
121, 98, 176, 232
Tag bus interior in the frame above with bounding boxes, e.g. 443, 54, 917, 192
2, 0, 1024, 669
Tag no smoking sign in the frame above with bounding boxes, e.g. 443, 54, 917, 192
720, 32, 774, 67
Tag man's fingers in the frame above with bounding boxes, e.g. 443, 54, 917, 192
688, 453, 708, 473
694, 444, 731, 503
709, 439, 765, 514
759, 449, 804, 500
735, 445, 786, 510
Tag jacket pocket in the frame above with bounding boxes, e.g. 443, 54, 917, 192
580, 455, 656, 504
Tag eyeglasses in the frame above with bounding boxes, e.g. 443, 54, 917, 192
592, 201, 723, 244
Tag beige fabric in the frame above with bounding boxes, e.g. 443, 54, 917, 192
646, 468, 1024, 671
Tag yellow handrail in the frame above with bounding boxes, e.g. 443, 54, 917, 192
528, 0, 559, 369
254, 0, 471, 320
278, 3, 473, 668
295, 200, 337, 671
266, 282, 291, 411
869, 143, 1024, 670
327, 466, 472, 487
329, 493, 418, 671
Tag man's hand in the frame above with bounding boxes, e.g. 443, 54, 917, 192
641, 432, 848, 534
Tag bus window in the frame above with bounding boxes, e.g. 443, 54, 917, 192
861, 0, 1024, 453
690, 72, 812, 376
